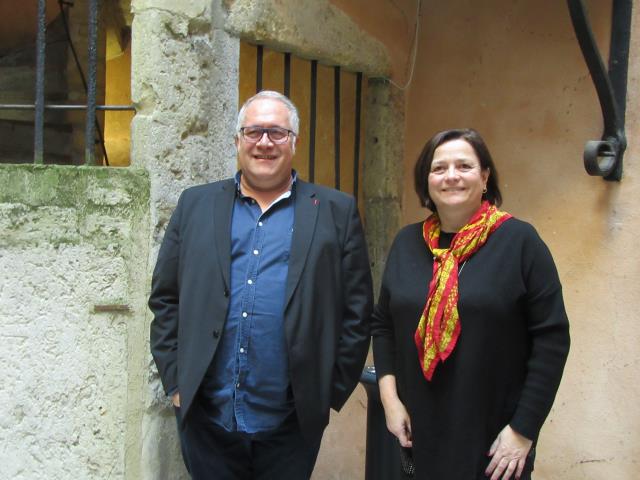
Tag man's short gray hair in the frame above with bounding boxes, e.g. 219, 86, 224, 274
235, 90, 300, 136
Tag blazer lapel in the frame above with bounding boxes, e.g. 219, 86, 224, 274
284, 181, 319, 309
212, 179, 235, 290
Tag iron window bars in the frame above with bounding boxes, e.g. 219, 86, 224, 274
254, 45, 364, 202
0, 0, 135, 166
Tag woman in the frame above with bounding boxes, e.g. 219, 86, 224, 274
372, 128, 570, 480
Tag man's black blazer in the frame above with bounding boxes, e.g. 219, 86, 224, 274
149, 177, 373, 439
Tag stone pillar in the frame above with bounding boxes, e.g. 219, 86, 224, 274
363, 79, 404, 293
130, 0, 239, 477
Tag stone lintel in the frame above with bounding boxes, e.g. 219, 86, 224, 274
224, 0, 391, 77
131, 0, 210, 19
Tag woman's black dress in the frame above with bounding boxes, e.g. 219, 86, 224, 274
372, 218, 570, 479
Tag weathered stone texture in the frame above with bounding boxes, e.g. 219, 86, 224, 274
133, 0, 210, 19
0, 246, 128, 479
225, 0, 391, 77
130, 1, 239, 478
131, 1, 237, 238
0, 165, 150, 480
363, 80, 404, 292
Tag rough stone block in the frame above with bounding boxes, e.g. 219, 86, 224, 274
0, 164, 150, 479
225, 0, 391, 77
132, 0, 210, 20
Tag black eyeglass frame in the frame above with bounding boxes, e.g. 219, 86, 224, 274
239, 126, 296, 144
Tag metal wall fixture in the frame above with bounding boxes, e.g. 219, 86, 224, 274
567, 0, 632, 180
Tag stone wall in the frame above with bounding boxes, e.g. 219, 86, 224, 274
131, 0, 238, 476
0, 165, 149, 479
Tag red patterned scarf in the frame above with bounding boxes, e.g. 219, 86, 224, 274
414, 201, 512, 380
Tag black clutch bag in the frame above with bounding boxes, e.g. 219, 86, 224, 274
400, 446, 415, 478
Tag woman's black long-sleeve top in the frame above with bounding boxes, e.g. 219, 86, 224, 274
371, 218, 570, 479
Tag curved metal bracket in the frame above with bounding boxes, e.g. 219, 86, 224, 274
567, 0, 632, 181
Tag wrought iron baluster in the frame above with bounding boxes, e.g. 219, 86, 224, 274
85, 0, 99, 165
34, 0, 47, 164
353, 72, 363, 206
334, 66, 341, 190
284, 52, 291, 97
256, 45, 263, 92
309, 60, 318, 184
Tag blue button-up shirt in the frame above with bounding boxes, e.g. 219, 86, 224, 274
200, 173, 295, 433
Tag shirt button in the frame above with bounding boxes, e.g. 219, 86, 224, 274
242, 312, 248, 318
240, 347, 245, 353
253, 249, 259, 255
247, 279, 253, 285
258, 221, 263, 227
236, 382, 240, 388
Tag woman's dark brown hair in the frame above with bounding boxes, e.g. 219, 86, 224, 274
413, 128, 503, 212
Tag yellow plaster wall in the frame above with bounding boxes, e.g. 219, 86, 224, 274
400, 1, 639, 478
332, 0, 639, 478
329, 0, 417, 84
105, 42, 133, 167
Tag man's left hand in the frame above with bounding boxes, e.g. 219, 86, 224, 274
485, 424, 533, 480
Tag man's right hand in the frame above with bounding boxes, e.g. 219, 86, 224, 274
172, 392, 181, 408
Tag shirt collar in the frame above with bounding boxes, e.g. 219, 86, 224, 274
234, 170, 298, 198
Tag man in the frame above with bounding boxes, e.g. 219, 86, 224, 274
149, 90, 373, 479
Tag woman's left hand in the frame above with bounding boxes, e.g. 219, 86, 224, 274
484, 425, 533, 480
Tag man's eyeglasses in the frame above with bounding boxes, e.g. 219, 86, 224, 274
239, 126, 295, 144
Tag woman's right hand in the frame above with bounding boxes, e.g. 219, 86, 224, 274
378, 375, 413, 448
384, 397, 413, 447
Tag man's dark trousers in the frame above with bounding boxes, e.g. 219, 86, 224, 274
176, 394, 322, 480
